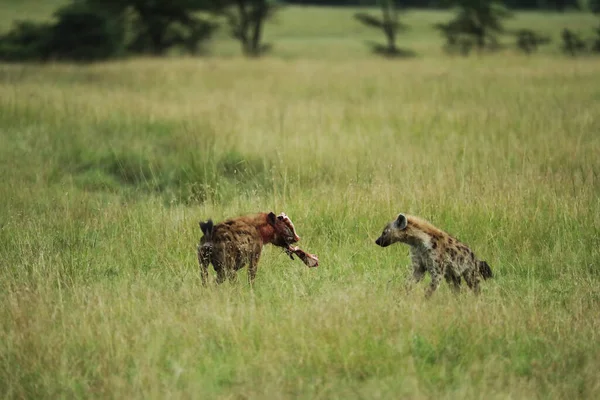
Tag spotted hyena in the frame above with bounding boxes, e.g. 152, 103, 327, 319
375, 213, 493, 297
198, 212, 301, 285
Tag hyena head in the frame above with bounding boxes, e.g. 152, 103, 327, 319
268, 212, 301, 247
375, 213, 409, 247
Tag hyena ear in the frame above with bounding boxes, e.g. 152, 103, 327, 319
395, 214, 408, 230
267, 212, 277, 225
199, 219, 213, 236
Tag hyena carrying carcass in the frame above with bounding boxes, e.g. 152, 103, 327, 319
375, 213, 493, 297
198, 212, 318, 285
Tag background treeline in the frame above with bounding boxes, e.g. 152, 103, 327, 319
0, 0, 598, 62
285, 0, 584, 10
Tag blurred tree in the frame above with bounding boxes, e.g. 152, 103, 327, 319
0, 21, 54, 61
86, 0, 218, 55
0, 0, 218, 61
589, 0, 600, 53
548, 0, 580, 11
592, 25, 600, 52
51, 2, 127, 60
354, 0, 409, 56
502, 0, 540, 9
209, 0, 280, 57
514, 28, 550, 54
435, 0, 511, 55
560, 28, 586, 55
0, 1, 125, 61
129, 0, 216, 55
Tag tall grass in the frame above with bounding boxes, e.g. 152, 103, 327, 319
1, 6, 600, 400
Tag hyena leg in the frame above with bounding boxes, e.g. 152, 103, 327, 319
444, 270, 461, 294
463, 269, 481, 295
214, 263, 227, 285
405, 254, 426, 292
425, 266, 443, 298
405, 264, 426, 293
412, 265, 427, 283
198, 244, 211, 286
226, 267, 238, 283
215, 270, 227, 284
247, 252, 261, 286
219, 251, 236, 284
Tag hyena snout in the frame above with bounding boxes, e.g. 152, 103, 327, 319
375, 236, 391, 247
272, 233, 298, 249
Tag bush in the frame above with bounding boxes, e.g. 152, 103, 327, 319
514, 29, 551, 54
49, 2, 126, 61
0, 21, 54, 61
435, 0, 511, 56
561, 28, 586, 56
592, 25, 600, 53
0, 0, 216, 62
124, 0, 217, 55
0, 2, 125, 62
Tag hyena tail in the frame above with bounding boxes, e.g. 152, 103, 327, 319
479, 261, 493, 280
199, 219, 214, 240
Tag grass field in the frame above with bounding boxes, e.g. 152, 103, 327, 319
1, 3, 600, 399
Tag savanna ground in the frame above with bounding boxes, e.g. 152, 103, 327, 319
1, 2, 600, 399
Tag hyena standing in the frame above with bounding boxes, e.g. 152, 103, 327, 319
375, 213, 493, 297
198, 212, 301, 285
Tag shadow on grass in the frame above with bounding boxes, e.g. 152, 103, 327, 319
365, 41, 417, 59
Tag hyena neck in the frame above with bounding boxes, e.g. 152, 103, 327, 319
256, 223, 276, 244
404, 230, 433, 250
240, 213, 276, 245
405, 217, 442, 248
409, 240, 431, 254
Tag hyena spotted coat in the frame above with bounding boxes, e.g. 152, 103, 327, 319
198, 212, 300, 285
375, 213, 493, 297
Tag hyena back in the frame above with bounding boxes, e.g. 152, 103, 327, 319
375, 213, 493, 297
198, 212, 300, 285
